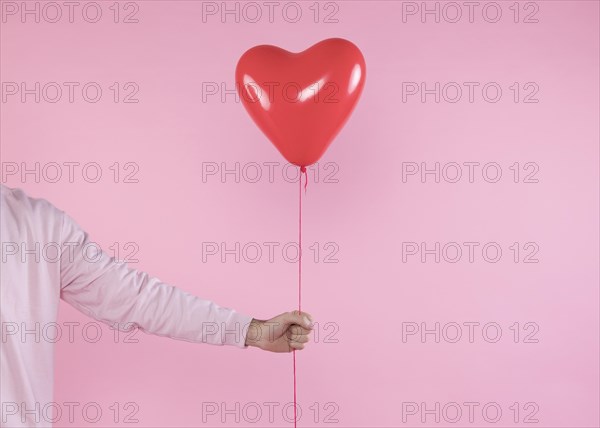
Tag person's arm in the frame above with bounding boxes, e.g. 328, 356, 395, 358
58, 210, 313, 351
59, 210, 251, 348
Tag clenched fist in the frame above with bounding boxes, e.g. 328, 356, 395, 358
245, 311, 314, 352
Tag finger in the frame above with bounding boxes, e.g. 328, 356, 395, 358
289, 341, 305, 350
284, 310, 314, 329
286, 327, 310, 342
299, 311, 314, 328
290, 325, 311, 336
290, 334, 309, 344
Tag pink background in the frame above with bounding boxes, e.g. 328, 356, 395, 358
1, 1, 599, 427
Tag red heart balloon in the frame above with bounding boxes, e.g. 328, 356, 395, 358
235, 38, 366, 168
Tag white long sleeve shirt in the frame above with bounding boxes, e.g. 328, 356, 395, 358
0, 184, 252, 427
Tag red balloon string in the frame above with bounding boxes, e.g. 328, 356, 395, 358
293, 166, 307, 427
302, 166, 308, 193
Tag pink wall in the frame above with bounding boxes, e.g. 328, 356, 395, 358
1, 1, 598, 426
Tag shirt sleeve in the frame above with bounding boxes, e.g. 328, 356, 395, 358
58, 210, 252, 349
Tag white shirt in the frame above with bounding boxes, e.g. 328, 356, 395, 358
0, 184, 252, 427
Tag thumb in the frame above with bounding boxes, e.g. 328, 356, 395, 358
280, 310, 313, 329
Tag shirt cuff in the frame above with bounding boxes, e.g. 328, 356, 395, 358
220, 310, 254, 349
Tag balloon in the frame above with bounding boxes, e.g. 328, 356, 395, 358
235, 38, 366, 168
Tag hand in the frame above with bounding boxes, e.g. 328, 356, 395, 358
245, 310, 314, 352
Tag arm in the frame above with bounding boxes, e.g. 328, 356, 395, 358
58, 210, 314, 351
58, 211, 252, 348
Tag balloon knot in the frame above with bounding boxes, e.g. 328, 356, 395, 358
300, 166, 306, 173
